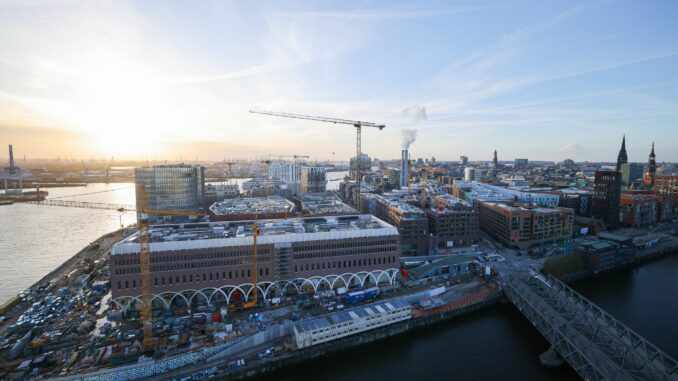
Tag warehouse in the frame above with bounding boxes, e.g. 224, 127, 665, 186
110, 215, 401, 310
293, 299, 411, 349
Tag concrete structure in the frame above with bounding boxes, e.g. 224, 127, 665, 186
134, 164, 205, 222
620, 193, 656, 227
293, 299, 411, 349
374, 196, 428, 256
110, 215, 401, 304
425, 195, 479, 248
406, 255, 474, 281
300, 166, 327, 193
203, 183, 239, 205
452, 181, 560, 207
591, 170, 621, 228
295, 193, 356, 216
620, 163, 643, 188
208, 196, 295, 221
477, 201, 573, 249
400, 150, 409, 188
459, 156, 468, 166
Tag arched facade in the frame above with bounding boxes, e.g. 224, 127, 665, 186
112, 268, 399, 313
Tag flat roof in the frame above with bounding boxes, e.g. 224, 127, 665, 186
112, 215, 398, 255
209, 196, 294, 216
408, 255, 473, 280
298, 194, 357, 215
294, 299, 410, 334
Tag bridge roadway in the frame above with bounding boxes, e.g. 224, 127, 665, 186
504, 270, 678, 381
26, 199, 135, 211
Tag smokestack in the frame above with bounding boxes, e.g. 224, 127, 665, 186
8, 145, 14, 168
400, 149, 409, 188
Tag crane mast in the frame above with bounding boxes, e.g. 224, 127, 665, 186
249, 110, 385, 210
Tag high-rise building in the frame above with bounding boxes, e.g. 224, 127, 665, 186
459, 156, 468, 166
616, 135, 628, 172
387, 169, 401, 190
269, 161, 300, 183
620, 163, 643, 187
134, 164, 205, 223
300, 166, 327, 193
644, 143, 657, 187
591, 170, 621, 228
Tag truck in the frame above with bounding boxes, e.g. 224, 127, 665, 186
344, 287, 379, 304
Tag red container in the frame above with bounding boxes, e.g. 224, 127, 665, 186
212, 312, 221, 323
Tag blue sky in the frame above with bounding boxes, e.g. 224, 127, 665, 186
0, 0, 677, 162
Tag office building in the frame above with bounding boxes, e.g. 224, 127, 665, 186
300, 166, 327, 193
620, 163, 643, 187
459, 156, 468, 166
477, 201, 573, 249
111, 215, 401, 301
463, 167, 481, 182
514, 158, 528, 169
134, 164, 205, 222
591, 170, 621, 228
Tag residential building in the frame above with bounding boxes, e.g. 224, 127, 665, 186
425, 195, 479, 248
620, 193, 656, 227
477, 201, 573, 250
591, 170, 621, 228
374, 196, 428, 256
300, 166, 327, 193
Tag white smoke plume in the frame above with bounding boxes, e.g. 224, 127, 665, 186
401, 105, 427, 122
401, 129, 417, 149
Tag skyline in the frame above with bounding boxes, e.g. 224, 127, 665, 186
1, 1, 678, 161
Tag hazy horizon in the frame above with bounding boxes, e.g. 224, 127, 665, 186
1, 1, 677, 162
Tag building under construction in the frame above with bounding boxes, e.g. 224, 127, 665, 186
294, 193, 357, 216
208, 196, 295, 221
110, 215, 401, 308
425, 195, 480, 249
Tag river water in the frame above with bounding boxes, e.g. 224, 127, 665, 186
0, 172, 348, 304
1, 177, 675, 381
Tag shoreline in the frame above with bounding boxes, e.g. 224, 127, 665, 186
0, 230, 123, 333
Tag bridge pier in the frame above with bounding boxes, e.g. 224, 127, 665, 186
539, 346, 565, 368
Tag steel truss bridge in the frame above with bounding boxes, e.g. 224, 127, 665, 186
504, 272, 678, 381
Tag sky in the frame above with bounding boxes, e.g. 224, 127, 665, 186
0, 0, 677, 163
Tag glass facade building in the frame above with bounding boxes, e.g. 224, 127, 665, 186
134, 164, 205, 222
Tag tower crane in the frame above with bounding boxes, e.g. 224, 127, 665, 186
250, 110, 385, 210
136, 185, 207, 353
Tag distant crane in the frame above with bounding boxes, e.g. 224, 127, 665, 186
250, 110, 385, 209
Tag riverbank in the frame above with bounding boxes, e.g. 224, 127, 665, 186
194, 288, 503, 381
0, 230, 123, 335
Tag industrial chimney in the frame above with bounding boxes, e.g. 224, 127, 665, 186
8, 144, 14, 168
400, 149, 409, 188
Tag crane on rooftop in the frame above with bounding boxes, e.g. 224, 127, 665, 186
250, 110, 385, 210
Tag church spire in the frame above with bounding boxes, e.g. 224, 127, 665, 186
644, 142, 656, 187
616, 135, 627, 172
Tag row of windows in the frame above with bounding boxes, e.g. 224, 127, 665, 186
294, 256, 396, 273
116, 267, 271, 290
